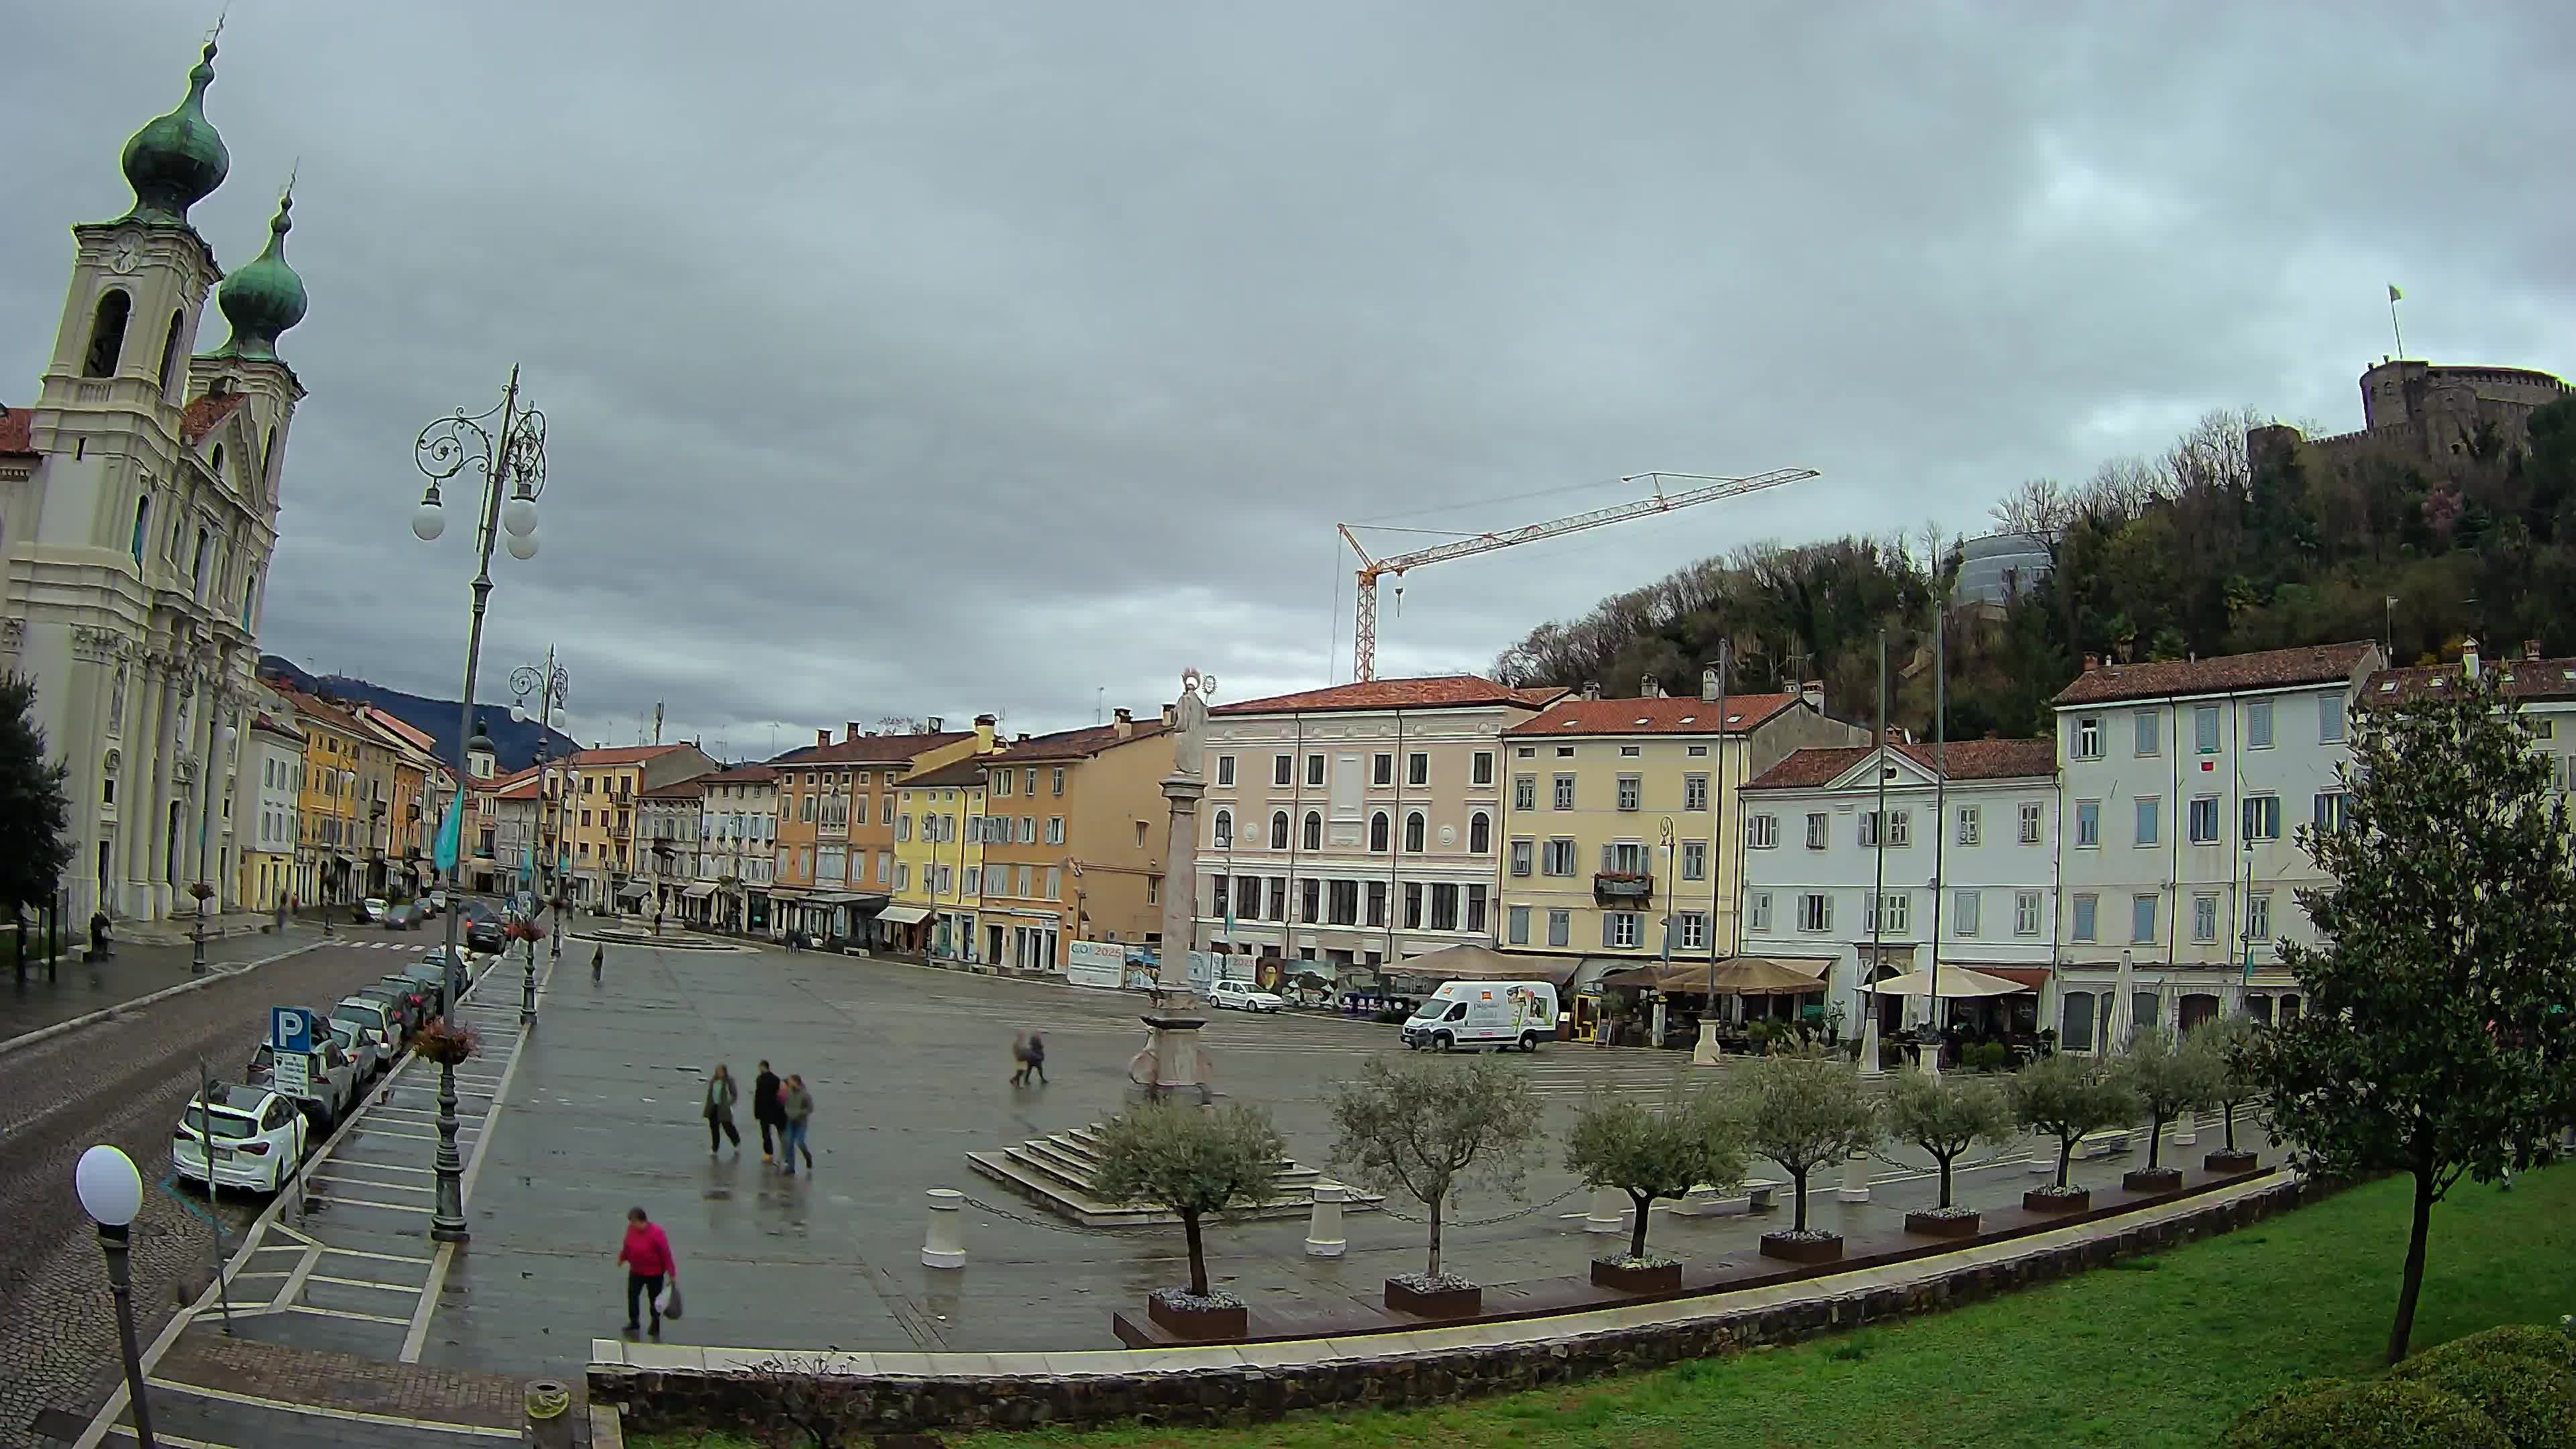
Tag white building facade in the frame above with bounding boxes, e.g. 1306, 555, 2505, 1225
235, 711, 302, 910
639, 777, 705, 922
0, 40, 310, 923
1738, 738, 2061, 1036
696, 763, 777, 932
1190, 676, 1558, 974
2049, 642, 2382, 1046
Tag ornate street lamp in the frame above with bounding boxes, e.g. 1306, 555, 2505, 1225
510, 650, 568, 1025
411, 368, 548, 1245
76, 1145, 156, 1447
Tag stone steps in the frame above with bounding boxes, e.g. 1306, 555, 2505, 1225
965, 1120, 1377, 1228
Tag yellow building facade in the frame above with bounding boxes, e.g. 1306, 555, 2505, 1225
975, 711, 1173, 971
1495, 686, 1864, 976
891, 753, 991, 960
278, 688, 366, 905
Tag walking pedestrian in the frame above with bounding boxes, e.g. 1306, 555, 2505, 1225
1022, 1031, 1047, 1086
591, 941, 604, 984
702, 1063, 741, 1155
753, 1061, 783, 1163
780, 1073, 814, 1175
1009, 1031, 1029, 1087
88, 908, 111, 961
616, 1206, 676, 1338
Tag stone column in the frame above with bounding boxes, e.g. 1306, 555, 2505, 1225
1140, 670, 1216, 1102
135, 659, 172, 918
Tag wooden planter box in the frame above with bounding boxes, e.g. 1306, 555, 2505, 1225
1145, 1293, 1247, 1340
1383, 1278, 1482, 1318
1758, 1232, 1845, 1264
2024, 1187, 2092, 1214
1589, 1257, 1684, 1293
2122, 1167, 2184, 1193
2204, 1149, 2260, 1175
1902, 1210, 1982, 1238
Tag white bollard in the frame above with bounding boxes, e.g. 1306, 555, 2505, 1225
1304, 1182, 1348, 1257
2174, 1110, 2198, 1148
1584, 1185, 1628, 1234
1856, 1016, 1884, 1077
1835, 1147, 1871, 1203
1693, 1032, 1721, 1067
921, 1188, 966, 1269
1915, 1043, 1941, 1079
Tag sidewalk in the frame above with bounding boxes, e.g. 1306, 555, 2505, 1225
0, 929, 318, 1049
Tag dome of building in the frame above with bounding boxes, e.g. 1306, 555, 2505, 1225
211, 192, 307, 361
120, 42, 229, 225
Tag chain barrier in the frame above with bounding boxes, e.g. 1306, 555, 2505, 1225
1367, 1182, 1583, 1228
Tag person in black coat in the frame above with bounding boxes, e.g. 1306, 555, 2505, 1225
752, 1061, 784, 1163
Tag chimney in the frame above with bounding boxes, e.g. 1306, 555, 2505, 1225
2082, 653, 2100, 672
1160, 703, 1175, 727
1640, 674, 1659, 698
2463, 636, 2481, 680
1582, 680, 1601, 701
973, 713, 997, 750
1114, 706, 1134, 739
1699, 667, 1721, 703
922, 716, 943, 733
2526, 639, 2544, 661
1016, 733, 1031, 745
1800, 682, 1825, 713
846, 721, 863, 741
816, 729, 830, 748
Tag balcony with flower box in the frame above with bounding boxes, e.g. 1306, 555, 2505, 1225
1593, 871, 1654, 905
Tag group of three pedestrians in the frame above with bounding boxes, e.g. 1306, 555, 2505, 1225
701, 1059, 815, 1173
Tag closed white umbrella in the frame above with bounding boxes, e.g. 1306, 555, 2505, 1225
2108, 950, 2137, 1053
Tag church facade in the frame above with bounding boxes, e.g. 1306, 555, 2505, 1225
0, 38, 312, 924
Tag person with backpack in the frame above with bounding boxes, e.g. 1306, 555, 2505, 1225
752, 1061, 784, 1163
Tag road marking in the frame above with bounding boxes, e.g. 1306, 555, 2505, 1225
282, 1303, 412, 1325
310, 1173, 432, 1193
321, 1244, 435, 1265
144, 1378, 521, 1438
312, 1196, 433, 1214
108, 1428, 235, 1448
399, 1242, 454, 1364
307, 1274, 421, 1293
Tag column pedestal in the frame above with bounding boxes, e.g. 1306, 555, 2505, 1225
1138, 1014, 1208, 1104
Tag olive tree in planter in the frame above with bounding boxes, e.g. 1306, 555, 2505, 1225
1563, 1084, 1744, 1293
1737, 1047, 1880, 1262
2193, 1017, 2264, 1173
2116, 1027, 2222, 1191
1327, 1053, 1542, 1318
2006, 1052, 2138, 1213
1886, 1071, 2014, 1238
1091, 1099, 1287, 1340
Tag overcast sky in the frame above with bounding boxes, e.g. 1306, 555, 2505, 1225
9, 3, 2571, 757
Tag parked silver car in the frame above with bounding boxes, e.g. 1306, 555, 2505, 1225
327, 1016, 383, 1081
248, 1039, 360, 1126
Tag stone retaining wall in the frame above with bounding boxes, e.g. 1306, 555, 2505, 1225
594, 1177, 2320, 1440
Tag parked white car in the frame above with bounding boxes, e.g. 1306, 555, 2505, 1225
172, 1083, 309, 1195
359, 897, 389, 922
329, 998, 399, 1060
327, 1017, 384, 1081
1210, 979, 1286, 1013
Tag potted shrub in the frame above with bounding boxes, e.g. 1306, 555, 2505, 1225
1328, 1054, 1541, 1318
411, 1017, 480, 1066
2194, 1018, 2264, 1173
1091, 1099, 1286, 1340
1888, 1071, 2013, 1238
2116, 1028, 2220, 1193
2007, 1053, 2137, 1212
1564, 1085, 1744, 1293
1737, 1047, 1879, 1263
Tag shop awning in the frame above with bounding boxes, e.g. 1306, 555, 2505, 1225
1598, 957, 1829, 996
615, 883, 649, 901
1957, 965, 2050, 991
877, 904, 932, 926
806, 892, 883, 908
1389, 944, 1579, 985
681, 882, 718, 900
1863, 966, 2027, 998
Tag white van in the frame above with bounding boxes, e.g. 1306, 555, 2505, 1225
1400, 980, 1560, 1053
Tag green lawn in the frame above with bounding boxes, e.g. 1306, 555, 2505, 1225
637, 1163, 2571, 1449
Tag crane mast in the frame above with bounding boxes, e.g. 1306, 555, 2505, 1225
1339, 468, 1819, 682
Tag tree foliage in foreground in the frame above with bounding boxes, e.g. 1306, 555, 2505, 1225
1326, 1053, 1542, 1280
2253, 668, 2576, 1363
1091, 1099, 1285, 1298
0, 675, 73, 917
1735, 1047, 1880, 1233
2008, 1052, 2137, 1190
1886, 1071, 2013, 1210
1563, 1081, 1744, 1261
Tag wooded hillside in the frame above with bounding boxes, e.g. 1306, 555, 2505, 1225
1493, 396, 2576, 740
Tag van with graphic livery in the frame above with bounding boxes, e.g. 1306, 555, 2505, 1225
1399, 979, 1560, 1053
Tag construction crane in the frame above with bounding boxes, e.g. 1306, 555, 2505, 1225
1338, 468, 1819, 682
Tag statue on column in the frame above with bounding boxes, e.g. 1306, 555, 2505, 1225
1170, 668, 1216, 780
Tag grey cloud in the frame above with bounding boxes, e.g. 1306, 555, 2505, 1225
8, 1, 2571, 757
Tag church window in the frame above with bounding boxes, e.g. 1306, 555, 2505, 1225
211, 444, 225, 484
157, 310, 184, 395
84, 290, 131, 377
242, 573, 256, 628
193, 527, 211, 594
129, 497, 149, 566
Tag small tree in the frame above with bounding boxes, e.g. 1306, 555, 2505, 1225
1563, 1085, 1744, 1261
0, 676, 74, 976
1737, 1047, 1880, 1232
2255, 667, 2576, 1363
2118, 1027, 2222, 1172
1886, 1071, 2013, 1210
1091, 1100, 1285, 1298
2194, 1016, 2263, 1154
1326, 1053, 1542, 1281
2007, 1052, 2137, 1190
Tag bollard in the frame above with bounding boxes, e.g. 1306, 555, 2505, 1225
1583, 1185, 1627, 1234
525, 1379, 574, 1449
2174, 1110, 2198, 1148
921, 1188, 966, 1269
1693, 1032, 1721, 1067
1303, 1182, 1348, 1258
1835, 1147, 1871, 1203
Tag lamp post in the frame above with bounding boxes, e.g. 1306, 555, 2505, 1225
412, 367, 549, 1246
76, 1144, 156, 1448
511, 651, 569, 1026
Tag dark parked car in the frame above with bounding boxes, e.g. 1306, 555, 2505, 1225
375, 974, 433, 1022
462, 905, 504, 953
382, 904, 414, 930
353, 985, 422, 1038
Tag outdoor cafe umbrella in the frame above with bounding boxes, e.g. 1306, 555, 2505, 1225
2108, 950, 2138, 1054
1859, 965, 2025, 1000
1601, 957, 1825, 996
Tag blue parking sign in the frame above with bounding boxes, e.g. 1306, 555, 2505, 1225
270, 1006, 313, 1054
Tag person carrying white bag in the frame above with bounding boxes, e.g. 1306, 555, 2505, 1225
618, 1205, 681, 1336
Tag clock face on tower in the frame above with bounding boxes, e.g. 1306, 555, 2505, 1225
109, 242, 142, 276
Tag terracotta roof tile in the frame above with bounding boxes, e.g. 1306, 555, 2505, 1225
1504, 693, 1799, 737
180, 392, 249, 445
641, 775, 710, 799
0, 404, 34, 458
2369, 657, 2576, 705
1745, 738, 2057, 791
767, 731, 973, 767
705, 763, 777, 784
987, 720, 1171, 761
898, 757, 994, 791
274, 686, 364, 736
249, 712, 304, 741
1213, 675, 1564, 716
568, 744, 688, 767
2051, 643, 2379, 706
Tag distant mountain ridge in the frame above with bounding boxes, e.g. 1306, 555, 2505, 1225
258, 655, 576, 773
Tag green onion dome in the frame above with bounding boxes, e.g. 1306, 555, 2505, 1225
121, 42, 229, 225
